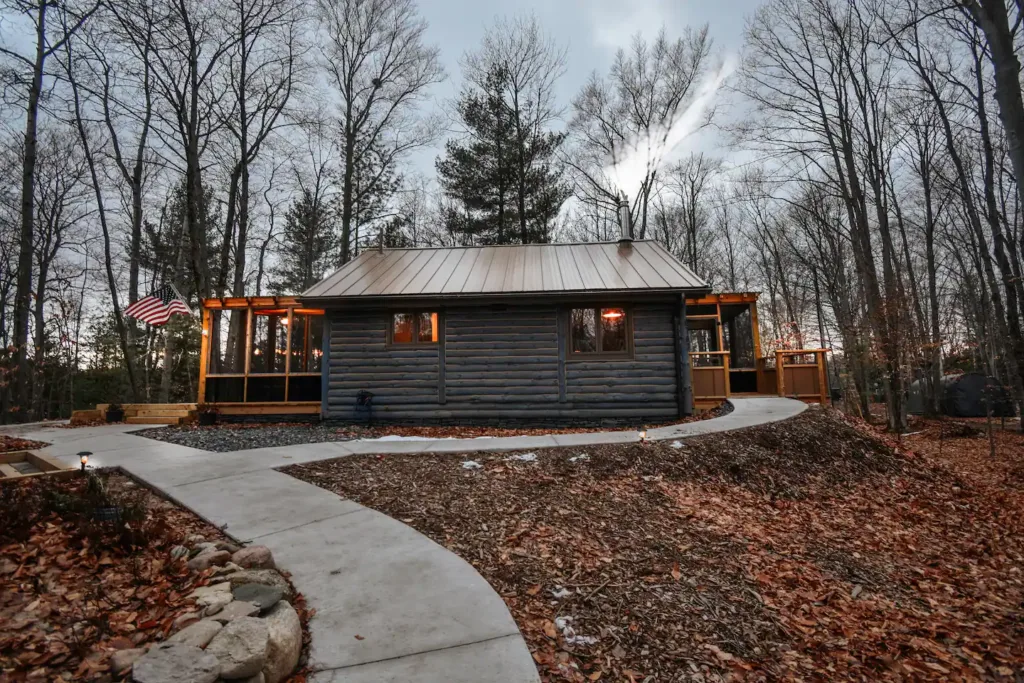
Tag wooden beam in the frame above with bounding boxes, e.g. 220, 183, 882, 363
321, 315, 330, 419
676, 295, 694, 417
776, 350, 784, 396
198, 307, 210, 403
438, 311, 447, 404
556, 307, 567, 403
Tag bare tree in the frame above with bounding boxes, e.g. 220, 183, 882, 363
317, 0, 445, 264
0, 0, 98, 418
568, 27, 714, 237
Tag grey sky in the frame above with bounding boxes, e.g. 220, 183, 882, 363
408, 0, 763, 176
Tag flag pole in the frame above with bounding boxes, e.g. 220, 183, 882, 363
168, 282, 196, 317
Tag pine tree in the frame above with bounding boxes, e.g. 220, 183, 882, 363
271, 190, 338, 293
437, 66, 569, 244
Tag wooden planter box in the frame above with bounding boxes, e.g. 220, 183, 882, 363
0, 451, 73, 481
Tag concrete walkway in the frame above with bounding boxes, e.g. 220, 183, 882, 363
6, 397, 806, 682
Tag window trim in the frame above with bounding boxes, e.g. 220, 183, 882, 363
387, 311, 440, 347
566, 305, 634, 360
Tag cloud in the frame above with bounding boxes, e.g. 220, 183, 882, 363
585, 0, 681, 50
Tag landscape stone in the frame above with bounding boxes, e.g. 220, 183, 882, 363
231, 546, 275, 570
186, 534, 206, 545
231, 583, 283, 611
169, 545, 189, 561
237, 674, 265, 683
187, 583, 231, 602
167, 619, 222, 648
205, 617, 268, 679
110, 647, 146, 674
212, 561, 244, 577
216, 541, 241, 554
172, 611, 200, 630
188, 549, 231, 571
208, 600, 260, 623
201, 591, 233, 616
192, 542, 218, 554
260, 601, 301, 683
131, 642, 219, 683
227, 570, 293, 600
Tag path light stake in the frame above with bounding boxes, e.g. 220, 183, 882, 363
78, 451, 91, 472
639, 427, 648, 444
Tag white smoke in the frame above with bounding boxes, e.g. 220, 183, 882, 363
603, 55, 737, 202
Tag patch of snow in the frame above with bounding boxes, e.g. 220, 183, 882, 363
550, 586, 573, 599
461, 460, 483, 470
670, 440, 684, 449
554, 616, 597, 646
506, 452, 537, 462
569, 453, 590, 462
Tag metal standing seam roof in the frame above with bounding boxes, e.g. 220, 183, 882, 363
301, 241, 708, 299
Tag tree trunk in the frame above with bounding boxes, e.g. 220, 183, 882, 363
12, 0, 49, 419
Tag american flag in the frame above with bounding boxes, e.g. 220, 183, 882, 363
124, 285, 192, 327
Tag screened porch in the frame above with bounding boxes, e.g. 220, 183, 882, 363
687, 292, 829, 407
199, 297, 324, 413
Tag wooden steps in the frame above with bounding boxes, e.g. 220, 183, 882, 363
126, 416, 186, 425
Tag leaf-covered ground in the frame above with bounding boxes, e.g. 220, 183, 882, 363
0, 434, 49, 453
285, 408, 1024, 681
0, 471, 312, 682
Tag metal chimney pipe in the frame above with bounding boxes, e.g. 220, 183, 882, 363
617, 194, 633, 244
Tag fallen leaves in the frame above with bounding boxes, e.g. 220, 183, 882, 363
0, 435, 48, 453
0, 472, 231, 681
287, 408, 1024, 682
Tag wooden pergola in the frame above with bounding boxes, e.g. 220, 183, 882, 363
198, 297, 325, 414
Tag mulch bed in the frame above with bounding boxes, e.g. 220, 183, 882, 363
0, 470, 312, 682
284, 407, 1024, 681
0, 435, 49, 453
133, 405, 728, 453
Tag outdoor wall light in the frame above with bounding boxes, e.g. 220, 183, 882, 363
78, 451, 91, 471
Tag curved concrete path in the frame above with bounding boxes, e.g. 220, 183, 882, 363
6, 397, 806, 682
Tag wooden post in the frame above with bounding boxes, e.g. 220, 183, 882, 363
243, 308, 253, 403
723, 354, 731, 398
321, 314, 330, 419
676, 296, 694, 417
556, 307, 567, 403
817, 350, 828, 404
198, 307, 210, 403
284, 307, 293, 401
438, 310, 447, 404
776, 350, 784, 396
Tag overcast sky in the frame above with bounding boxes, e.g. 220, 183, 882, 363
407, 0, 764, 176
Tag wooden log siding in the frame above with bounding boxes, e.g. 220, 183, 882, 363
564, 305, 679, 420
327, 310, 440, 419
326, 303, 680, 422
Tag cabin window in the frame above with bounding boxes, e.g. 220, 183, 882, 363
390, 312, 439, 345
569, 307, 631, 357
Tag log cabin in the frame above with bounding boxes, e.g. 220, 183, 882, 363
196, 235, 829, 423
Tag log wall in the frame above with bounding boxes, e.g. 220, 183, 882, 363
325, 303, 680, 423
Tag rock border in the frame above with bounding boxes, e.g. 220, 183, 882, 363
118, 540, 301, 683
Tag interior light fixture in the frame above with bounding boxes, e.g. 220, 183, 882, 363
602, 310, 624, 319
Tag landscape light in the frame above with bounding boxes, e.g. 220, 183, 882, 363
78, 451, 91, 471
639, 428, 648, 443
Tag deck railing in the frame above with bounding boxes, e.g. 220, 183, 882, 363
690, 350, 731, 402
693, 349, 830, 405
